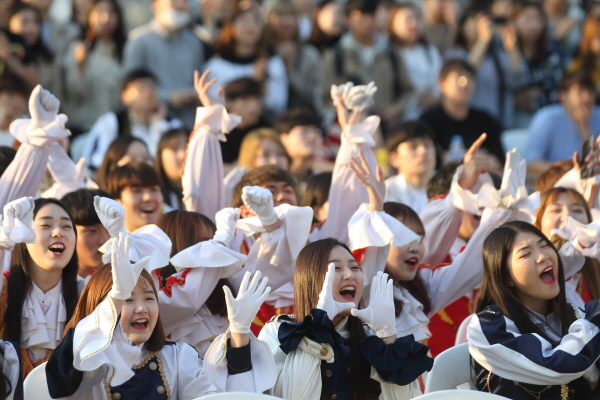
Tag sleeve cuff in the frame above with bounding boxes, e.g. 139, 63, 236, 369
226, 339, 252, 375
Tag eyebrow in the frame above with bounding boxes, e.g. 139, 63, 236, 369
516, 245, 531, 253
39, 216, 71, 221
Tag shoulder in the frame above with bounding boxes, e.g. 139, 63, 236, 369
128, 23, 156, 41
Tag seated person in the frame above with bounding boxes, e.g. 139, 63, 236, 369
384, 120, 437, 214
525, 71, 600, 178
83, 69, 182, 171
420, 59, 505, 169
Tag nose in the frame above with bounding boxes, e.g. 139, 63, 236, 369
341, 265, 353, 280
537, 251, 549, 264
408, 240, 420, 253
52, 226, 65, 237
273, 190, 284, 202
135, 302, 148, 313
98, 229, 111, 246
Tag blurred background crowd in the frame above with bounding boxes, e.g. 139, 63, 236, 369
0, 0, 599, 202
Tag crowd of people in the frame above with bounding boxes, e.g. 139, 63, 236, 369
2, 0, 600, 399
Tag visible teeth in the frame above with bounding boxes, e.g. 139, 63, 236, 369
49, 244, 64, 251
133, 319, 147, 323
542, 266, 553, 273
340, 286, 355, 292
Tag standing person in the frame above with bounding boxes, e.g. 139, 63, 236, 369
62, 0, 126, 133
0, 198, 79, 378
204, 1, 289, 118
387, 2, 443, 120
123, 0, 204, 128
468, 221, 600, 398
258, 239, 434, 399
265, 0, 323, 112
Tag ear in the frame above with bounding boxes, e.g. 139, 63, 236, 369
389, 151, 401, 171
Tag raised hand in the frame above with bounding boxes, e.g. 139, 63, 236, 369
458, 133, 490, 190
94, 196, 127, 237
213, 207, 241, 246
1, 197, 35, 244
194, 69, 225, 108
350, 152, 385, 212
109, 233, 150, 300
241, 186, 278, 226
223, 271, 270, 334
29, 85, 60, 128
351, 271, 396, 339
316, 263, 355, 321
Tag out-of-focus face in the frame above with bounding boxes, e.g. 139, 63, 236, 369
348, 9, 375, 39
439, 69, 476, 104
280, 125, 322, 159
76, 223, 110, 277
490, 0, 512, 18
262, 180, 297, 206
317, 2, 346, 37
120, 278, 159, 346
385, 218, 425, 283
88, 0, 119, 38
389, 138, 436, 179
0, 91, 27, 127
121, 78, 159, 113
561, 84, 596, 118
392, 7, 421, 45
539, 192, 589, 238
254, 139, 289, 170
161, 134, 188, 182
154, 0, 188, 15
458, 211, 481, 242
227, 96, 262, 128
460, 14, 478, 47
21, 0, 53, 15
9, 9, 40, 46
515, 6, 544, 44
118, 185, 164, 231
117, 141, 153, 167
508, 231, 559, 313
26, 204, 76, 274
329, 245, 364, 313
270, 9, 298, 41
233, 9, 264, 47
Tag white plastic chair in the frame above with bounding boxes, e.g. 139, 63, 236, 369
425, 343, 476, 393
500, 129, 528, 157
194, 393, 282, 399
414, 389, 508, 399
455, 314, 474, 346
23, 361, 53, 400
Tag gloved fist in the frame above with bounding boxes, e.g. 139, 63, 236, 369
223, 271, 270, 334
213, 207, 240, 246
241, 186, 278, 226
0, 197, 35, 245
94, 196, 127, 237
29, 85, 60, 128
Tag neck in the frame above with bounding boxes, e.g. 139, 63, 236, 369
520, 295, 549, 316
167, 177, 182, 192
129, 108, 152, 126
289, 156, 314, 177
235, 42, 257, 58
522, 42, 537, 59
30, 266, 62, 293
403, 171, 429, 189
442, 97, 469, 119
353, 33, 374, 46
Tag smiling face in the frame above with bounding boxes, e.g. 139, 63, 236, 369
389, 137, 436, 179
539, 192, 589, 238
76, 223, 110, 277
118, 185, 164, 232
328, 245, 364, 312
26, 203, 77, 273
120, 277, 159, 346
508, 231, 560, 314
386, 218, 425, 283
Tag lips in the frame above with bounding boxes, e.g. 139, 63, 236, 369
131, 318, 149, 330
405, 256, 419, 269
540, 265, 557, 285
339, 285, 356, 300
48, 242, 65, 255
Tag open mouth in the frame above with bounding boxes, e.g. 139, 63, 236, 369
540, 265, 556, 285
405, 257, 419, 269
339, 285, 356, 300
140, 206, 156, 216
131, 318, 149, 330
48, 242, 65, 255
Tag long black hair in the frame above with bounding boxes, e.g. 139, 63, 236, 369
476, 221, 575, 345
3, 198, 79, 344
294, 238, 381, 400
80, 0, 127, 62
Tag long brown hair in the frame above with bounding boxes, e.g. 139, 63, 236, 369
264, 0, 302, 48
387, 3, 428, 47
154, 128, 189, 209
476, 221, 574, 344
535, 187, 600, 300
294, 238, 380, 400
213, 1, 267, 57
155, 210, 231, 317
96, 137, 148, 190
3, 198, 80, 343
578, 15, 600, 71
513, 1, 548, 66
237, 128, 290, 171
383, 202, 432, 316
64, 264, 166, 352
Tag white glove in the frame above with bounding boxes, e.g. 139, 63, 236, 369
241, 186, 278, 226
213, 208, 240, 246
584, 364, 600, 383
316, 263, 355, 321
223, 271, 270, 334
499, 149, 527, 207
344, 82, 377, 111
0, 197, 36, 247
551, 217, 599, 249
94, 196, 127, 237
29, 85, 60, 128
351, 271, 397, 338
109, 233, 150, 300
